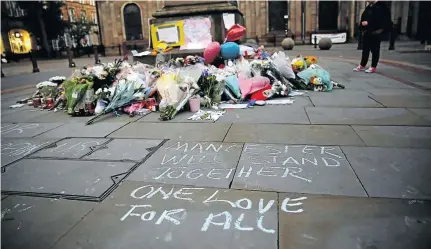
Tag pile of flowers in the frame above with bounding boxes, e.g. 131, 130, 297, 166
15, 43, 345, 123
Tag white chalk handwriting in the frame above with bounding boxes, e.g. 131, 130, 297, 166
244, 144, 343, 167
117, 185, 306, 235
165, 142, 241, 154
151, 167, 235, 181
1, 141, 52, 157
48, 140, 101, 156
1, 124, 40, 135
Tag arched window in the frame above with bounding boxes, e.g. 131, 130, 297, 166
123, 3, 143, 41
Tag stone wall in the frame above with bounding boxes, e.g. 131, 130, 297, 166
98, 0, 418, 50
61, 0, 98, 24
97, 1, 162, 48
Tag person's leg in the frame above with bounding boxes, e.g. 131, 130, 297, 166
360, 34, 371, 67
370, 35, 382, 68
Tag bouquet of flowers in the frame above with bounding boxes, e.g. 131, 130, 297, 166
158, 71, 200, 121
36, 81, 58, 98
63, 77, 94, 115
86, 79, 141, 125
197, 71, 222, 107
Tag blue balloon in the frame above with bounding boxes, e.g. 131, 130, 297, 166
220, 42, 240, 60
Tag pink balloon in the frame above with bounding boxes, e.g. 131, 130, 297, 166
204, 42, 221, 64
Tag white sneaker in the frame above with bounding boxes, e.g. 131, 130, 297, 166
365, 67, 376, 73
353, 65, 366, 72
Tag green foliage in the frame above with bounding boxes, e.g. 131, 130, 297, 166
68, 21, 97, 41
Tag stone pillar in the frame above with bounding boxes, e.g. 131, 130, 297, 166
337, 0, 342, 30
309, 1, 318, 32
400, 1, 409, 34
349, 0, 355, 40
305, 1, 312, 35
289, 0, 301, 40
411, 1, 419, 37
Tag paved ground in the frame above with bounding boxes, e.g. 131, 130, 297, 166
1, 50, 431, 249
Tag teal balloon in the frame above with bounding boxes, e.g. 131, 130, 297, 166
220, 42, 240, 60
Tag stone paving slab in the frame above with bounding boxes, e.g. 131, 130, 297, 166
231, 144, 366, 196
365, 88, 431, 96
330, 79, 375, 90
52, 181, 279, 249
412, 81, 431, 89
365, 79, 417, 89
1, 89, 36, 101
309, 94, 383, 108
127, 141, 243, 188
336, 81, 376, 90
1, 196, 96, 249
28, 112, 142, 123
352, 126, 431, 148
1, 159, 135, 199
285, 96, 315, 108
302, 90, 370, 98
408, 108, 431, 122
379, 68, 431, 82
1, 107, 33, 117
36, 122, 127, 138
279, 193, 431, 249
109, 122, 231, 141
138, 111, 214, 123
217, 106, 310, 124
1, 109, 52, 123
1, 138, 58, 167
306, 107, 429, 125
224, 124, 365, 146
369, 95, 431, 108
345, 73, 389, 81
83, 139, 163, 161
342, 146, 431, 199
1, 123, 64, 138
28, 138, 110, 159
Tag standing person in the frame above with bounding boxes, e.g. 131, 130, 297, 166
354, 1, 391, 73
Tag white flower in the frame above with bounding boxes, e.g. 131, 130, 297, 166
36, 81, 58, 88
95, 88, 102, 95
103, 88, 109, 93
49, 76, 66, 81
118, 79, 126, 85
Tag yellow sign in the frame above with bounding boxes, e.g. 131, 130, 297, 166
8, 29, 32, 54
0, 35, 4, 54
151, 20, 184, 49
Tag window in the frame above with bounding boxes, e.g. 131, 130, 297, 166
5, 1, 25, 17
68, 8, 75, 22
81, 10, 87, 23
92, 12, 97, 24
123, 3, 143, 41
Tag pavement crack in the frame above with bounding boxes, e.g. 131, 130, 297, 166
340, 146, 370, 197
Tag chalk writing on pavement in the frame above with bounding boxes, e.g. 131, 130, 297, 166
117, 185, 307, 234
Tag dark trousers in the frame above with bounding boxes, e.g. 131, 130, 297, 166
360, 33, 381, 68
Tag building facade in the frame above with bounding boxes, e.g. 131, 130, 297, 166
1, 1, 31, 55
1, 0, 101, 57
60, 0, 100, 48
97, 1, 429, 54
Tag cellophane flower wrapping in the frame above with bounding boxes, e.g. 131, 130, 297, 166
297, 64, 333, 91
273, 52, 296, 79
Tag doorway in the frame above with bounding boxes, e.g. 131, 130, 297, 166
417, 1, 431, 42
318, 1, 338, 31
268, 1, 288, 32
